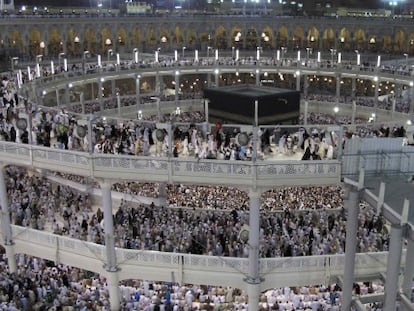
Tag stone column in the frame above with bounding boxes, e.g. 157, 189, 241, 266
0, 166, 16, 273
255, 69, 260, 86
383, 224, 403, 310
155, 72, 161, 96
351, 78, 356, 100
374, 78, 379, 117
175, 72, 180, 105
303, 74, 308, 98
342, 188, 360, 310
303, 100, 308, 126
98, 77, 104, 112
158, 182, 168, 207
111, 79, 116, 97
56, 89, 60, 106
135, 75, 141, 109
246, 189, 261, 311
336, 73, 341, 104
99, 180, 120, 310
296, 72, 301, 92
351, 100, 356, 125
204, 99, 209, 124
401, 238, 414, 311
207, 73, 212, 88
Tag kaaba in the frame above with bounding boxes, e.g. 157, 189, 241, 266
203, 85, 300, 125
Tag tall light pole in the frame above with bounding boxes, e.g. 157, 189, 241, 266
10, 57, 18, 72
82, 50, 90, 74
133, 48, 139, 63
182, 46, 186, 58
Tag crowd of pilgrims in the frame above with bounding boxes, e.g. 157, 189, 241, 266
0, 58, 409, 309
0, 164, 392, 310
0, 252, 388, 310
6, 166, 388, 258
0, 81, 408, 162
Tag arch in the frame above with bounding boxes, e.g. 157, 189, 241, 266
394, 30, 405, 53
307, 27, 319, 50
382, 35, 392, 53
116, 27, 128, 47
367, 35, 378, 53
409, 33, 414, 54
48, 28, 63, 57
276, 26, 289, 48
354, 29, 366, 51
146, 26, 158, 50
131, 27, 143, 50
101, 27, 113, 53
231, 26, 243, 49
9, 29, 23, 54
338, 28, 351, 51
260, 26, 274, 50
29, 29, 42, 57
84, 27, 98, 54
67, 28, 80, 57
159, 25, 170, 51
172, 25, 184, 45
292, 26, 304, 50
322, 27, 335, 50
245, 27, 258, 50
215, 25, 227, 49
186, 27, 197, 48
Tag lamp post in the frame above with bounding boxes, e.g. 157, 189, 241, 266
281, 46, 287, 60
404, 53, 408, 68
58, 53, 65, 70
334, 106, 339, 124
306, 47, 312, 60
133, 48, 139, 63
182, 46, 186, 58
10, 57, 18, 72
207, 46, 212, 58
82, 50, 90, 74
355, 50, 360, 66
330, 48, 336, 65
35, 54, 43, 78
73, 36, 80, 56
150, 96, 161, 122
107, 49, 113, 62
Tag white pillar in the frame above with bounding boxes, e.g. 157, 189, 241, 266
135, 75, 141, 110
204, 99, 209, 124
303, 100, 308, 126
255, 69, 260, 86
296, 72, 300, 91
336, 73, 341, 104
175, 72, 180, 104
0, 167, 16, 273
100, 180, 120, 310
98, 78, 104, 112
106, 269, 120, 311
383, 224, 403, 310
159, 183, 167, 207
342, 189, 360, 310
401, 238, 414, 311
351, 100, 356, 125
246, 189, 261, 311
